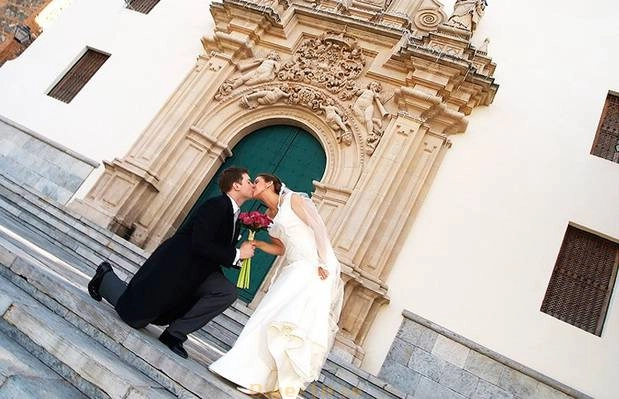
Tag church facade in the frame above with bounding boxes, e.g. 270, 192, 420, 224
0, 1, 617, 398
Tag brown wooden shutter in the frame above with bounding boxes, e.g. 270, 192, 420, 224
48, 49, 109, 103
541, 225, 619, 336
590, 91, 619, 163
128, 0, 160, 14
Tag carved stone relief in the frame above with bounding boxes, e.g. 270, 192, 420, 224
214, 51, 281, 100
352, 82, 392, 154
214, 32, 396, 151
277, 32, 366, 100
445, 0, 487, 32
413, 9, 444, 32
239, 83, 355, 146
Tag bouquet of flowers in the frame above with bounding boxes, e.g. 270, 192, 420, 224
237, 211, 273, 289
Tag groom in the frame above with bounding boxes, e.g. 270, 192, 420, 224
87, 167, 255, 358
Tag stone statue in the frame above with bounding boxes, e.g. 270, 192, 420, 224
478, 37, 490, 53
352, 82, 390, 136
320, 99, 352, 145
229, 51, 281, 89
446, 0, 487, 32
240, 84, 290, 109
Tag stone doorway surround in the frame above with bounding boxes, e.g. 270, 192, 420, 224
70, 0, 498, 365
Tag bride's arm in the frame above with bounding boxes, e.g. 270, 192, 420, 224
252, 237, 285, 256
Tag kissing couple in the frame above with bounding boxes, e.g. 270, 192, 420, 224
88, 167, 344, 398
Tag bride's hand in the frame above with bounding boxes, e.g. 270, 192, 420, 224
317, 266, 329, 280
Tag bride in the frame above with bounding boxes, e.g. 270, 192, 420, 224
209, 173, 344, 398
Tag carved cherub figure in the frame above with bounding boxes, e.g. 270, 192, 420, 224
352, 81, 390, 136
320, 99, 352, 144
230, 51, 281, 89
241, 84, 290, 109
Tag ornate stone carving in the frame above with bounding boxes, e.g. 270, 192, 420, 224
320, 99, 353, 145
277, 32, 365, 100
446, 0, 487, 32
240, 84, 291, 109
352, 81, 391, 153
239, 83, 355, 146
215, 51, 281, 100
413, 9, 444, 31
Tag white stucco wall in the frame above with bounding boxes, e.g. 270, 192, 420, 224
0, 0, 213, 178
363, 2, 619, 398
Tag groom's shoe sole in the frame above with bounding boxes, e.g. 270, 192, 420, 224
158, 330, 188, 359
87, 261, 112, 301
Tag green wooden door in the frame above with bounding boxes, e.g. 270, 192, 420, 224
181, 125, 326, 302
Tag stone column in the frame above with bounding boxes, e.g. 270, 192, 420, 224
331, 88, 457, 364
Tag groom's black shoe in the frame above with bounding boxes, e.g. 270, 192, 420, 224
88, 261, 112, 301
158, 330, 188, 359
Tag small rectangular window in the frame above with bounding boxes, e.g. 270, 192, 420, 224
541, 225, 619, 336
127, 0, 160, 14
47, 49, 109, 103
590, 91, 619, 163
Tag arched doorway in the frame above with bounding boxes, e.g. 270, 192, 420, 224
182, 125, 326, 302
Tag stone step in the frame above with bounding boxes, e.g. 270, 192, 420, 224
0, 174, 409, 399
0, 172, 256, 322
0, 329, 88, 399
0, 245, 248, 399
0, 221, 251, 354
0, 279, 174, 398
0, 173, 144, 278
0, 172, 256, 347
0, 172, 145, 262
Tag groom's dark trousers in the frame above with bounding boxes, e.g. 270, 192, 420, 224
98, 270, 235, 341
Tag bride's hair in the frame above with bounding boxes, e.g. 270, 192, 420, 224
257, 173, 282, 194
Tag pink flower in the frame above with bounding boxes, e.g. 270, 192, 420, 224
238, 211, 272, 231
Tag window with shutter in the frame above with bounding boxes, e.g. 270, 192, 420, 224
127, 0, 160, 14
47, 49, 109, 103
590, 91, 619, 163
541, 225, 619, 336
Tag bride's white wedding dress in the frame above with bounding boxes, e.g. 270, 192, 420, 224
209, 192, 343, 398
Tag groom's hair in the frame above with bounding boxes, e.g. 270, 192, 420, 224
257, 173, 282, 194
219, 167, 249, 193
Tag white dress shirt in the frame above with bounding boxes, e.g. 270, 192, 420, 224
227, 194, 241, 265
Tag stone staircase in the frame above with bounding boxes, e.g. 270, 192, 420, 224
0, 173, 409, 399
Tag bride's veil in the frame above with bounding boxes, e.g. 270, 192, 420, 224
280, 184, 344, 363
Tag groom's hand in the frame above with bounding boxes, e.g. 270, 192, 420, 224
239, 241, 255, 259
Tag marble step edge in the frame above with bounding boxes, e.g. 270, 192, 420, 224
0, 247, 246, 399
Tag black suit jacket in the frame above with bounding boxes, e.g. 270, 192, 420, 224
115, 195, 241, 328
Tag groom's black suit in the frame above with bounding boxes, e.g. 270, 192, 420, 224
103, 194, 241, 340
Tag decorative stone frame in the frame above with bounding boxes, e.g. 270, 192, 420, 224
71, 0, 497, 364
